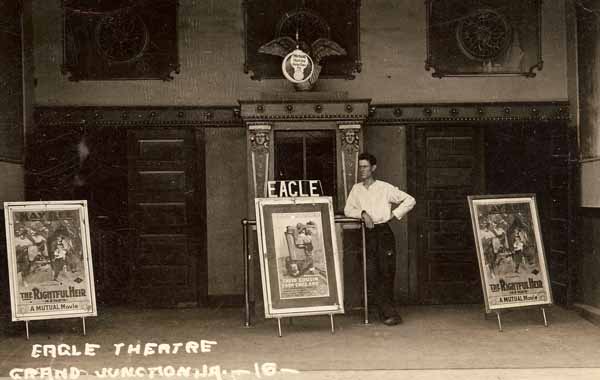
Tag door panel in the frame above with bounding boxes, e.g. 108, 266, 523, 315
548, 125, 577, 305
484, 122, 575, 305
128, 128, 204, 307
415, 127, 484, 304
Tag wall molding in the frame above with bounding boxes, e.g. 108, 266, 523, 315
239, 99, 371, 121
34, 106, 242, 127
368, 101, 570, 124
35, 101, 570, 127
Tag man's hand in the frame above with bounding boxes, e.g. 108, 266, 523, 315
361, 211, 375, 229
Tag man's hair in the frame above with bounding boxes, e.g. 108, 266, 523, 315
358, 152, 377, 166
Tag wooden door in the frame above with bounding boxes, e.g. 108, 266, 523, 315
413, 126, 484, 304
128, 128, 205, 307
0, 0, 23, 162
547, 124, 577, 305
485, 122, 576, 305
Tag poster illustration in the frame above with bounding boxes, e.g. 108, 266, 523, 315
468, 194, 552, 312
4, 201, 97, 321
272, 212, 329, 299
255, 197, 343, 318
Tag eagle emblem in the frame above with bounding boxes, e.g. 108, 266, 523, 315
259, 36, 347, 91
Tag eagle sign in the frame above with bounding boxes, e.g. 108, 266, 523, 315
259, 36, 347, 91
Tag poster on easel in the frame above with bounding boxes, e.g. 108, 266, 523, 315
255, 197, 344, 318
467, 194, 553, 313
3, 201, 97, 321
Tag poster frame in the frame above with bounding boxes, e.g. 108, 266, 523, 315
255, 197, 344, 319
3, 200, 97, 322
467, 194, 553, 313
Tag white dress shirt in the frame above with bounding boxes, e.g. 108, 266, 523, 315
344, 180, 416, 224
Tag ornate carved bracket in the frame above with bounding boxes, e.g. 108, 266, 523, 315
249, 129, 271, 154
340, 124, 361, 154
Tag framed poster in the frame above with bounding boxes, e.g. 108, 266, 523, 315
3, 201, 97, 321
467, 194, 552, 313
255, 197, 344, 318
425, 0, 543, 77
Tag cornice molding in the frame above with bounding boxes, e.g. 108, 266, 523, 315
239, 99, 371, 122
34, 106, 242, 127
367, 102, 570, 125
34, 101, 570, 127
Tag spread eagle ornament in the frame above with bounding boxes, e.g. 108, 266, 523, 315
258, 36, 347, 91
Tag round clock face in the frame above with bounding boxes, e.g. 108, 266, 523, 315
276, 8, 330, 46
456, 8, 512, 61
95, 12, 149, 63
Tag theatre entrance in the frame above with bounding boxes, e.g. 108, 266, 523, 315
240, 97, 371, 309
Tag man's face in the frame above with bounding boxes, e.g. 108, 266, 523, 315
358, 159, 376, 181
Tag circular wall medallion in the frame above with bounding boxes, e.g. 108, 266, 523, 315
456, 8, 512, 61
281, 49, 314, 84
95, 11, 149, 63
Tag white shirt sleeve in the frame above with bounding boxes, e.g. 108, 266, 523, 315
389, 186, 416, 220
344, 185, 363, 219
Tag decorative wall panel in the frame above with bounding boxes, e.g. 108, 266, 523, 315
248, 124, 272, 200
425, 0, 542, 77
62, 0, 179, 81
339, 124, 361, 202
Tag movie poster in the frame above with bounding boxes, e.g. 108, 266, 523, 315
255, 197, 344, 318
4, 201, 97, 321
468, 195, 552, 312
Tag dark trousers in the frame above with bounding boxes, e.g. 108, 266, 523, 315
52, 258, 65, 280
365, 223, 397, 317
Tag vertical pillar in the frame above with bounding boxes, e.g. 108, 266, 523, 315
338, 124, 362, 205
248, 124, 273, 211
337, 124, 363, 309
246, 124, 272, 312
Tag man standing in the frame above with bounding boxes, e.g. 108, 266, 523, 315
344, 153, 416, 326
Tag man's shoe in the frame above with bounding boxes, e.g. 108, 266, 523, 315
382, 314, 403, 326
